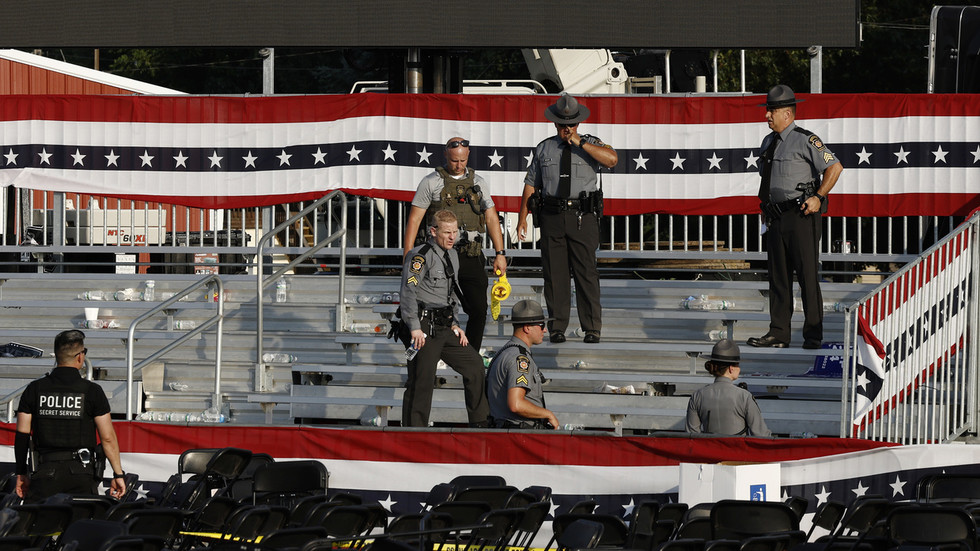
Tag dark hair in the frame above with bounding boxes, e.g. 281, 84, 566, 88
54, 329, 86, 364
704, 361, 734, 377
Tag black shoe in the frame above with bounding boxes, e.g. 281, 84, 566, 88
583, 332, 601, 344
803, 339, 822, 350
550, 331, 566, 344
747, 334, 789, 348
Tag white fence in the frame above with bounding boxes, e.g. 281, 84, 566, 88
0, 188, 964, 275
844, 212, 979, 443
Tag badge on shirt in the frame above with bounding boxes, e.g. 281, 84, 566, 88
808, 135, 826, 151
516, 374, 529, 386
517, 356, 530, 373
823, 152, 835, 163
410, 255, 425, 274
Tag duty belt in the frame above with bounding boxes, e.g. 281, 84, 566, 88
420, 305, 454, 327
761, 196, 803, 220
494, 418, 551, 430
542, 196, 583, 212
39, 447, 93, 465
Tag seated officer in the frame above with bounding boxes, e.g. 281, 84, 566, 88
486, 300, 559, 430
686, 339, 771, 437
15, 330, 126, 502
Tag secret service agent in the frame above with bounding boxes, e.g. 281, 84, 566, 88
748, 85, 843, 350
404, 137, 507, 351
400, 209, 491, 428
686, 339, 771, 437
486, 299, 559, 430
15, 330, 126, 502
517, 94, 618, 345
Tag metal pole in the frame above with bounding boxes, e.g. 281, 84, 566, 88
407, 48, 422, 93
740, 50, 746, 93
261, 48, 275, 95
809, 46, 822, 93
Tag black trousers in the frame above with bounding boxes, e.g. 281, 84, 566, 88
539, 210, 602, 334
765, 209, 823, 343
456, 252, 489, 350
402, 319, 490, 427
27, 460, 96, 503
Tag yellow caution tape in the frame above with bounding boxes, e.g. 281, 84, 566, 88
490, 271, 511, 320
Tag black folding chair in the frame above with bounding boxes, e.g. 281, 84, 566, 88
555, 519, 604, 551
252, 460, 329, 509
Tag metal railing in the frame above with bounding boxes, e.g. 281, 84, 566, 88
255, 191, 348, 374
126, 274, 225, 419
842, 212, 980, 443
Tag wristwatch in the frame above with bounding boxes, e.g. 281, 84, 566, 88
495, 250, 506, 256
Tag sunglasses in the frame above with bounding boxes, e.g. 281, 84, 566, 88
75, 348, 88, 357
446, 140, 470, 149
527, 322, 547, 329
557, 123, 578, 129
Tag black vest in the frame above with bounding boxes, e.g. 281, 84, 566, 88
31, 370, 97, 451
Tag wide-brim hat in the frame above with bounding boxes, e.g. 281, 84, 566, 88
698, 339, 741, 364
758, 84, 805, 109
510, 299, 552, 325
545, 93, 591, 125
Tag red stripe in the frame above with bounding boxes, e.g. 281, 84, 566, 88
3, 93, 980, 124
0, 423, 894, 466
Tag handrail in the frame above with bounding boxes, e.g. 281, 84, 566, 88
126, 274, 225, 419
256, 191, 348, 369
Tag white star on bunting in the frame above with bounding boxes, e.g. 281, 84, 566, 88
208, 151, 223, 168
312, 148, 327, 165
670, 152, 686, 170
932, 145, 948, 164
139, 150, 154, 167
893, 146, 910, 165
744, 151, 759, 169
633, 153, 648, 170
277, 150, 292, 166
707, 152, 723, 170
4, 149, 17, 165
37, 148, 52, 165
173, 151, 188, 168
856, 147, 872, 165
71, 149, 86, 166
488, 150, 504, 167
347, 146, 361, 162
382, 144, 397, 161
105, 150, 120, 167
417, 147, 432, 164
243, 151, 258, 168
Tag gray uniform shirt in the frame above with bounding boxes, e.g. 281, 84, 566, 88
524, 135, 607, 197
412, 168, 494, 242
761, 122, 839, 202
486, 336, 545, 423
686, 377, 772, 437
400, 239, 460, 332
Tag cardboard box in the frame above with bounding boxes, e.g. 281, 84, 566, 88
679, 462, 781, 504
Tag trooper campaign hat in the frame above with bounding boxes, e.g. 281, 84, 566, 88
698, 338, 741, 364
511, 299, 552, 325
545, 93, 591, 124
759, 84, 805, 109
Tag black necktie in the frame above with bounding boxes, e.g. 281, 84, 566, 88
557, 144, 572, 198
758, 135, 780, 201
443, 250, 463, 304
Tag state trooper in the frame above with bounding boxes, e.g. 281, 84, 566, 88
400, 209, 491, 428
748, 84, 843, 350
686, 339, 771, 437
15, 330, 126, 502
486, 299, 559, 430
517, 94, 618, 344
404, 137, 508, 351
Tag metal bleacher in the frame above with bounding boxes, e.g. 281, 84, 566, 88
0, 270, 872, 436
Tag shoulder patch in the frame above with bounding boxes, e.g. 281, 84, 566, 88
516, 355, 530, 373
807, 134, 827, 151
410, 254, 425, 274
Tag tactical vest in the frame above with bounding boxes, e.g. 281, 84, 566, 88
31, 371, 96, 450
426, 167, 486, 234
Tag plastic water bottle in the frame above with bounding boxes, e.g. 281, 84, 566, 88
168, 382, 189, 391
174, 320, 196, 330
114, 288, 140, 301
569, 327, 586, 338
356, 294, 380, 304
391, 292, 400, 304
681, 295, 734, 310
381, 292, 393, 304
373, 321, 390, 334
275, 278, 288, 303
823, 302, 845, 312
346, 323, 376, 333
143, 280, 155, 302
563, 424, 585, 431
185, 413, 203, 423
362, 416, 384, 426
77, 290, 105, 301
262, 353, 297, 363
708, 329, 727, 341
78, 319, 108, 329
406, 334, 426, 362
201, 407, 226, 423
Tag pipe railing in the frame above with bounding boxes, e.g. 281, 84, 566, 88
125, 274, 225, 419
255, 191, 348, 369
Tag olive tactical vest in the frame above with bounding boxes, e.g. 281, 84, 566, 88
426, 167, 486, 234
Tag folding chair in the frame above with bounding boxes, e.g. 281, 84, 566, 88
555, 519, 604, 551
804, 500, 846, 541
454, 486, 520, 510
55, 519, 128, 551
545, 513, 629, 551
449, 476, 506, 491
783, 496, 808, 521
462, 508, 523, 551
421, 483, 457, 511
709, 500, 799, 541
509, 501, 550, 551
252, 460, 329, 509
917, 473, 980, 504
885, 505, 977, 551
169, 447, 254, 511
626, 501, 660, 551
120, 507, 187, 548
258, 526, 329, 551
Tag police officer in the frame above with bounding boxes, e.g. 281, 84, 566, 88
686, 339, 771, 437
14, 330, 126, 502
401, 209, 491, 428
517, 94, 618, 344
404, 137, 508, 351
748, 85, 843, 350
486, 300, 558, 430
